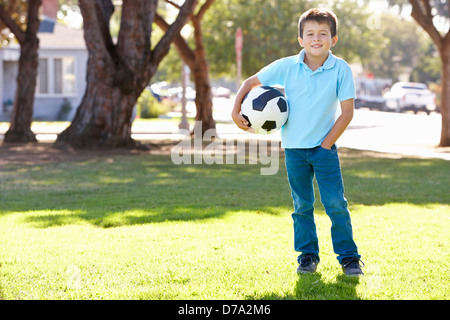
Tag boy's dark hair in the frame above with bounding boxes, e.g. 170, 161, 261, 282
298, 8, 338, 38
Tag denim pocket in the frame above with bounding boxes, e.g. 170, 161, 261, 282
319, 144, 337, 151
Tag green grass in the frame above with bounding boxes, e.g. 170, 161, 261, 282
0, 147, 449, 300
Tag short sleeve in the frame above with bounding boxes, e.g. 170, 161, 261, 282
337, 63, 356, 102
256, 58, 287, 88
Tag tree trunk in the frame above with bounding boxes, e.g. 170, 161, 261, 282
409, 0, 450, 147
4, 37, 39, 143
192, 18, 216, 137
154, 0, 216, 138
439, 47, 450, 147
3, 0, 41, 143
55, 0, 141, 148
54, 0, 197, 149
192, 61, 215, 137
54, 65, 141, 148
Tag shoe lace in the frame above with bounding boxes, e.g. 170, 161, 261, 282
342, 258, 365, 269
300, 254, 315, 266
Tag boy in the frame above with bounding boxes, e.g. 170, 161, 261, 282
232, 8, 363, 276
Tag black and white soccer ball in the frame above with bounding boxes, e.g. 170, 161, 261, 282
241, 86, 288, 134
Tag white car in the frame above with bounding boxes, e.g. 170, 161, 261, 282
383, 82, 437, 114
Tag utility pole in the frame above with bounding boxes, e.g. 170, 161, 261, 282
235, 27, 243, 90
179, 64, 190, 131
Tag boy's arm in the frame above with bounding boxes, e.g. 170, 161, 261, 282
321, 98, 354, 149
232, 75, 262, 131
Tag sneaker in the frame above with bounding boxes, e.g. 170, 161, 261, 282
341, 257, 364, 276
297, 254, 319, 274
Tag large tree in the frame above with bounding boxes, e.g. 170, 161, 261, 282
408, 0, 450, 146
202, 0, 375, 78
54, 0, 197, 149
361, 14, 427, 80
154, 0, 216, 136
0, 0, 41, 143
202, 0, 311, 79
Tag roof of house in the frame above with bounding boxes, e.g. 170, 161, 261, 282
38, 23, 86, 49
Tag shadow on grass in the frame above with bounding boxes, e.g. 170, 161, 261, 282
340, 149, 450, 206
1, 147, 449, 228
0, 153, 293, 228
247, 273, 361, 300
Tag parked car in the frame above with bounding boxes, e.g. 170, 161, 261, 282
383, 82, 436, 114
212, 86, 231, 98
355, 95, 386, 111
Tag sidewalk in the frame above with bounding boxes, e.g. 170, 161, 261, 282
1, 108, 449, 161
339, 110, 450, 160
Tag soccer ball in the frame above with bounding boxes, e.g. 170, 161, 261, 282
241, 86, 288, 134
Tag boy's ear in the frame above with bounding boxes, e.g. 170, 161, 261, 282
332, 35, 338, 46
298, 36, 304, 47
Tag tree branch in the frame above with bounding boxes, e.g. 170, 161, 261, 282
151, 0, 198, 68
164, 0, 181, 10
0, 2, 26, 44
154, 12, 196, 67
410, 0, 444, 50
421, 0, 434, 21
26, 0, 42, 38
195, 0, 214, 20
94, 0, 119, 63
79, 0, 118, 64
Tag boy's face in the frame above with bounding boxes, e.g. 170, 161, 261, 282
298, 20, 338, 59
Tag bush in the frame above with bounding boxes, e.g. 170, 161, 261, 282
137, 89, 170, 118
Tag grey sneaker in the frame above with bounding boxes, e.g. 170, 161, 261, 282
341, 257, 364, 276
297, 254, 319, 274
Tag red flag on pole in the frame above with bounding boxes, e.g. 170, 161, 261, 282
235, 27, 243, 89
42, 0, 58, 19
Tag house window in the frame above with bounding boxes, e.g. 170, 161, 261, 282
36, 56, 75, 95
54, 57, 75, 95
37, 58, 49, 94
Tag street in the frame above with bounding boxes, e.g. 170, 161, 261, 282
0, 98, 448, 160
211, 98, 449, 160
339, 109, 448, 160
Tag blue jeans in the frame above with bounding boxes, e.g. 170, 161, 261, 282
284, 146, 360, 264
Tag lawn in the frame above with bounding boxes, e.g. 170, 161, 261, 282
0, 143, 449, 300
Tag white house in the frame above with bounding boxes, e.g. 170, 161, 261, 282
0, 23, 87, 121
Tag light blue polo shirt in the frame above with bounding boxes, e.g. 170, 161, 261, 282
256, 49, 356, 149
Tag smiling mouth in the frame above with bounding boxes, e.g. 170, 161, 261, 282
312, 44, 322, 48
